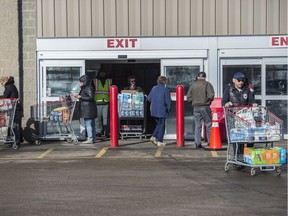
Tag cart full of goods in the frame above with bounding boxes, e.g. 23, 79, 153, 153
224, 106, 286, 176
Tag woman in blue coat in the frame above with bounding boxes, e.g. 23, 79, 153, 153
148, 76, 172, 147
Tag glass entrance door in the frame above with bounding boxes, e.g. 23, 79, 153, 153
39, 60, 85, 102
221, 58, 287, 137
263, 58, 287, 136
161, 59, 204, 139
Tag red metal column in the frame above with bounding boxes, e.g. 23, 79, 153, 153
176, 85, 184, 147
110, 85, 118, 148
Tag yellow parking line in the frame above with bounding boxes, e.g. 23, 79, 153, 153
155, 146, 164, 157
211, 151, 219, 157
36, 148, 54, 159
95, 147, 108, 158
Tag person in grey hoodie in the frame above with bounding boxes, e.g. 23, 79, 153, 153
187, 72, 215, 148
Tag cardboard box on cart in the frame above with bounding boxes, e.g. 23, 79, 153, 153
244, 147, 286, 165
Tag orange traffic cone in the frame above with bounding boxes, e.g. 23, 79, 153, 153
205, 109, 227, 151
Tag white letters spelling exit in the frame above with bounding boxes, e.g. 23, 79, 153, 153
106, 38, 140, 49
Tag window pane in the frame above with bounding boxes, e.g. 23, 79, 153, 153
166, 101, 195, 136
266, 64, 287, 95
266, 100, 287, 135
223, 65, 261, 95
165, 66, 200, 95
46, 67, 81, 97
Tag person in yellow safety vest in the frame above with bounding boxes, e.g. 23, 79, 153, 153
93, 68, 112, 138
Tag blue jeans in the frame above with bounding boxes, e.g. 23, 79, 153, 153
84, 118, 96, 141
152, 117, 166, 142
193, 106, 212, 145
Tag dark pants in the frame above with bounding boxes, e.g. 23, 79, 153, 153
8, 111, 23, 145
152, 117, 166, 142
194, 106, 212, 144
234, 143, 254, 155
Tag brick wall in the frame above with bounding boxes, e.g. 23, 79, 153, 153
0, 0, 37, 124
0, 0, 19, 91
22, 0, 37, 122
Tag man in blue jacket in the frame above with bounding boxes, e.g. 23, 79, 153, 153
148, 76, 172, 147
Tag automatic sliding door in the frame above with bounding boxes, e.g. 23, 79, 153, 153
161, 59, 204, 139
39, 60, 85, 102
264, 59, 287, 136
221, 58, 287, 137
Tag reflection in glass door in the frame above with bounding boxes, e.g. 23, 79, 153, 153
221, 58, 288, 137
264, 59, 287, 136
39, 60, 85, 102
161, 59, 204, 139
38, 60, 85, 139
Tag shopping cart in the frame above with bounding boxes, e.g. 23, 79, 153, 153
30, 97, 78, 145
0, 98, 19, 150
118, 91, 147, 140
224, 106, 285, 176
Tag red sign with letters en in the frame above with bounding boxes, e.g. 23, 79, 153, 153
270, 36, 288, 47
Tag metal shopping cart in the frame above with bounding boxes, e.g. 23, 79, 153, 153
118, 91, 147, 140
0, 98, 19, 150
224, 106, 285, 176
30, 97, 78, 145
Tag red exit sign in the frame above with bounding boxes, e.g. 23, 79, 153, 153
270, 36, 288, 47
106, 38, 140, 49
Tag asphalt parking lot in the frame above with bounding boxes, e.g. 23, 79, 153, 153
0, 139, 287, 216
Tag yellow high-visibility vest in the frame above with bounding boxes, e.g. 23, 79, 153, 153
93, 79, 112, 102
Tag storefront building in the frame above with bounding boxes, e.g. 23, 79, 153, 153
1, 0, 288, 138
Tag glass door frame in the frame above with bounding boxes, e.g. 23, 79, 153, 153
220, 57, 287, 138
220, 58, 263, 102
262, 57, 287, 102
38, 60, 85, 103
161, 59, 205, 139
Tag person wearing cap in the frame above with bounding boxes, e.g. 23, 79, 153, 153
187, 72, 215, 149
93, 68, 112, 138
222, 72, 257, 160
222, 72, 257, 108
148, 76, 172, 147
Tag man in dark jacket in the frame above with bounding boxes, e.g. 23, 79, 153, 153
222, 72, 257, 108
123, 76, 144, 93
148, 76, 172, 147
187, 72, 215, 148
0, 76, 23, 149
77, 75, 97, 144
222, 72, 257, 157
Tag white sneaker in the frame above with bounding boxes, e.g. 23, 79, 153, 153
82, 139, 93, 144
157, 141, 166, 147
150, 136, 157, 145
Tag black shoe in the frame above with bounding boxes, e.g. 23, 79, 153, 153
196, 144, 203, 149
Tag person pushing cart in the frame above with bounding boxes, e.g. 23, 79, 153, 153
0, 76, 23, 150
